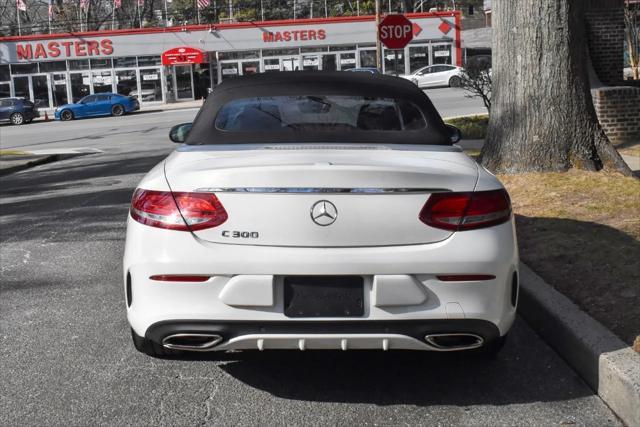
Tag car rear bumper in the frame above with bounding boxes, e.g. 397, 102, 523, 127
124, 217, 519, 350
146, 319, 501, 352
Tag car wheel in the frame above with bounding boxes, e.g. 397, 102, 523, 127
60, 110, 74, 121
131, 328, 179, 358
449, 76, 462, 88
10, 113, 24, 125
111, 104, 125, 117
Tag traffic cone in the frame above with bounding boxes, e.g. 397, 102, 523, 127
44, 111, 49, 121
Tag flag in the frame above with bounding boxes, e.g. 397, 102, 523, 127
80, 0, 89, 10
114, 0, 121, 8
16, 0, 26, 11
197, 0, 210, 8
48, 0, 54, 17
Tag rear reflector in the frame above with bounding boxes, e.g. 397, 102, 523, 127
419, 189, 511, 231
150, 275, 211, 282
437, 274, 496, 282
131, 189, 227, 231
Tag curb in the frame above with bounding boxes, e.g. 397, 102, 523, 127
518, 263, 640, 427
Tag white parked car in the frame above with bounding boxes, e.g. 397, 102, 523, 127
401, 64, 464, 88
124, 72, 518, 358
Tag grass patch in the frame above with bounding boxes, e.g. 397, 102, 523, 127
498, 170, 640, 348
445, 114, 489, 139
0, 149, 31, 156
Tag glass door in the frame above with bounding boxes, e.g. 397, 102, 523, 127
51, 73, 68, 107
31, 75, 51, 108
220, 62, 240, 81
321, 54, 337, 71
115, 69, 138, 97
174, 65, 194, 100
263, 58, 280, 72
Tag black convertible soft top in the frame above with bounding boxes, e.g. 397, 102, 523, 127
185, 71, 451, 146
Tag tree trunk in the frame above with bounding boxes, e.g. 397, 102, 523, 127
480, 0, 633, 176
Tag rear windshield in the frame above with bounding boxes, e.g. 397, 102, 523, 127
214, 96, 428, 132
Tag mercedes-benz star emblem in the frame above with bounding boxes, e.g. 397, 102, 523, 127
310, 200, 338, 226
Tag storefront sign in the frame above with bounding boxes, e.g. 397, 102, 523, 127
161, 47, 207, 65
222, 68, 238, 75
340, 58, 356, 65
16, 39, 113, 60
142, 73, 159, 81
434, 50, 450, 57
262, 29, 326, 43
264, 64, 280, 70
303, 58, 319, 66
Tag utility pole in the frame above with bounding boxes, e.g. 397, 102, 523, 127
228, 0, 233, 21
324, 0, 327, 17
260, 0, 264, 21
375, 0, 381, 71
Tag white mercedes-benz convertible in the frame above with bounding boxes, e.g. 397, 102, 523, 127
124, 72, 518, 357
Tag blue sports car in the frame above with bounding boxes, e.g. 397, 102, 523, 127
55, 93, 140, 121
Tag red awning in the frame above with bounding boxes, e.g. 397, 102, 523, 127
161, 46, 207, 66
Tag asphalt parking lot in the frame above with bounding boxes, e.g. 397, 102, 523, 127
0, 90, 620, 425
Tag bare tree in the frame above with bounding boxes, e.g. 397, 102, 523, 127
480, 0, 632, 176
460, 59, 491, 110
625, 0, 639, 80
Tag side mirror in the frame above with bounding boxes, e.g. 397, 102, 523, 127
169, 122, 193, 143
446, 124, 462, 143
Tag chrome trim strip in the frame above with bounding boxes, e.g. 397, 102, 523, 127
194, 187, 450, 194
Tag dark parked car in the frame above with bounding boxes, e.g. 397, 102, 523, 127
54, 93, 140, 121
0, 98, 39, 125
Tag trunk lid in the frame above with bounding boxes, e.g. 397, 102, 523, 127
164, 146, 478, 247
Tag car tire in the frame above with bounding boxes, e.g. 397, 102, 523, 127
60, 110, 74, 121
131, 328, 179, 358
10, 113, 24, 125
449, 76, 462, 88
111, 104, 125, 117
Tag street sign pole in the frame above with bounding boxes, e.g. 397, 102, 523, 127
375, 0, 381, 71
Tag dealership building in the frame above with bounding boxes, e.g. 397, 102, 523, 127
0, 12, 461, 108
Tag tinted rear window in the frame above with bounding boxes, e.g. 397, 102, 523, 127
214, 96, 427, 132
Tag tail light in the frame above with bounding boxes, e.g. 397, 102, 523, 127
419, 189, 511, 231
130, 189, 227, 231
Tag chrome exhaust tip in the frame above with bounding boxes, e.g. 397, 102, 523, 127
162, 333, 223, 351
424, 333, 484, 351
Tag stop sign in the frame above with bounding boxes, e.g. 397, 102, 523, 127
379, 14, 414, 49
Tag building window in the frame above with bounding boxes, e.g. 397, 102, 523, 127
384, 49, 405, 75
301, 46, 328, 53
90, 58, 113, 69
0, 82, 10, 98
339, 52, 356, 70
263, 58, 280, 72
137, 56, 161, 66
329, 45, 357, 52
409, 46, 430, 73
0, 65, 10, 81
68, 59, 90, 70
262, 48, 299, 57
39, 60, 67, 73
11, 63, 39, 74
432, 45, 452, 64
359, 50, 377, 68
218, 51, 259, 60
69, 72, 90, 102
114, 57, 138, 68
139, 68, 162, 102
116, 70, 137, 96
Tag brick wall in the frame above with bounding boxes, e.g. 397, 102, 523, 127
585, 0, 625, 86
594, 87, 640, 145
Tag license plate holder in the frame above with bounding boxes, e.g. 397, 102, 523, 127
283, 276, 364, 318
